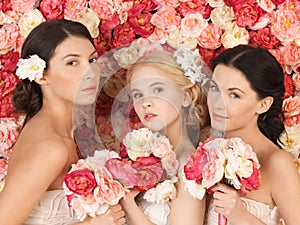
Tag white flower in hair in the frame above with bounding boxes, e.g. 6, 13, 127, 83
16, 54, 46, 82
173, 47, 207, 85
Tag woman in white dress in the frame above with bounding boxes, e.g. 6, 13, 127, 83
119, 45, 211, 225
206, 45, 300, 225
0, 19, 125, 225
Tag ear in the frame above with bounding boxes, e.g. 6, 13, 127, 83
182, 90, 192, 107
256, 96, 273, 114
34, 72, 49, 86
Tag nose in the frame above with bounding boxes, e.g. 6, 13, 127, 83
142, 97, 153, 108
84, 64, 97, 80
212, 93, 225, 109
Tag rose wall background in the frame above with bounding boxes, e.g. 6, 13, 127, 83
0, 0, 300, 189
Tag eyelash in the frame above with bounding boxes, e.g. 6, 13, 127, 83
209, 85, 219, 92
67, 57, 98, 66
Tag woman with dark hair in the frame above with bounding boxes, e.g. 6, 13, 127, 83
0, 19, 125, 225
206, 45, 300, 225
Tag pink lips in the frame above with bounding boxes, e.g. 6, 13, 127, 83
212, 113, 228, 121
82, 85, 96, 94
144, 112, 157, 121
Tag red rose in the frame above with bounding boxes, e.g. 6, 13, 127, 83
0, 51, 19, 73
39, 0, 65, 20
64, 169, 97, 196
128, 6, 154, 38
0, 71, 19, 98
249, 27, 281, 50
110, 23, 137, 48
132, 156, 164, 191
0, 94, 16, 118
239, 166, 260, 196
283, 73, 295, 99
177, 0, 212, 19
232, 1, 262, 28
271, 0, 285, 5
184, 142, 208, 183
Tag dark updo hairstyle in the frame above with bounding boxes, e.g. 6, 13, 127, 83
12, 19, 94, 123
211, 45, 285, 147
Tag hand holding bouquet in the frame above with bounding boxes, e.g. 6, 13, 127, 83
183, 137, 261, 225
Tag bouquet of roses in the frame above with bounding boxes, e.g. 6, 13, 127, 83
183, 137, 261, 225
105, 128, 179, 204
63, 150, 127, 221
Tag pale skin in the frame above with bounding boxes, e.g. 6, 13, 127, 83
207, 64, 300, 225
120, 66, 206, 225
0, 36, 125, 225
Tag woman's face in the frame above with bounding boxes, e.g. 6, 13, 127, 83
207, 64, 262, 135
44, 36, 99, 105
130, 65, 187, 133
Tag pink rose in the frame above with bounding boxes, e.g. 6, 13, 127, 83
105, 158, 138, 187
161, 151, 179, 177
239, 166, 260, 196
180, 12, 208, 38
284, 114, 300, 127
64, 169, 97, 196
292, 73, 300, 92
282, 96, 300, 117
10, 0, 39, 13
89, 0, 116, 20
64, 0, 87, 20
0, 23, 19, 55
39, 0, 64, 20
197, 23, 222, 50
232, 1, 262, 28
94, 168, 125, 205
282, 45, 300, 68
150, 5, 181, 32
249, 27, 281, 49
271, 9, 299, 44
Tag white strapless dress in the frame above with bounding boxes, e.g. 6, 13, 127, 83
205, 197, 281, 225
23, 190, 80, 225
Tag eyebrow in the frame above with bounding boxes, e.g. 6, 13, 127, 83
211, 79, 246, 94
62, 50, 98, 60
131, 81, 166, 93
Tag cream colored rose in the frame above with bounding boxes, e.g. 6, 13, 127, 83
78, 9, 100, 38
167, 28, 198, 50
210, 5, 235, 30
18, 9, 45, 37
113, 45, 139, 68
279, 126, 300, 158
221, 22, 250, 49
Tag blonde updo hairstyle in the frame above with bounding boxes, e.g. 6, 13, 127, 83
126, 50, 210, 129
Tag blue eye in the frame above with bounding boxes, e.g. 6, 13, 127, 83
132, 92, 143, 99
153, 87, 163, 94
230, 93, 240, 99
209, 85, 219, 92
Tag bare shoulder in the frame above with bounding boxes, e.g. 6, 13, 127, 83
266, 148, 298, 179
